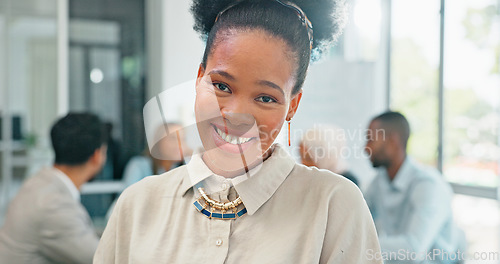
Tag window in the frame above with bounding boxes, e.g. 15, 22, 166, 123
391, 0, 442, 166
443, 0, 500, 188
391, 0, 500, 257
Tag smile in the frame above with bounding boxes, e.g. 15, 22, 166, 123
213, 125, 253, 145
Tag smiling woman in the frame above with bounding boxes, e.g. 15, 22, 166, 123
94, 1, 383, 263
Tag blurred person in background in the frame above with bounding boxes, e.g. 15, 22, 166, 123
121, 123, 191, 187
0, 113, 107, 264
80, 122, 124, 222
364, 111, 464, 263
299, 124, 358, 186
105, 123, 192, 219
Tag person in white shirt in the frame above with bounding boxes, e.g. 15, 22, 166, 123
364, 111, 464, 263
95, 0, 383, 263
0, 113, 107, 264
121, 123, 191, 187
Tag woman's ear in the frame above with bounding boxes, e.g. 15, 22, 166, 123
286, 90, 303, 121
196, 64, 205, 86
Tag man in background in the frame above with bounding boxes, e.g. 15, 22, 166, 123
0, 113, 107, 264
364, 111, 463, 263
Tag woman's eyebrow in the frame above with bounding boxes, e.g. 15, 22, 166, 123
207, 70, 235, 81
256, 80, 284, 96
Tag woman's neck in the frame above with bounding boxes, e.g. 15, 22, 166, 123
202, 145, 275, 178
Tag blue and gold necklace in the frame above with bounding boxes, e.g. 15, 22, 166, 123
193, 187, 247, 220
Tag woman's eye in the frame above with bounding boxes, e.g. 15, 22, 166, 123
256, 96, 277, 103
214, 83, 231, 93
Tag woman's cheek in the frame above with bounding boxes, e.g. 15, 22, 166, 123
195, 77, 223, 120
257, 116, 284, 145
195, 93, 221, 122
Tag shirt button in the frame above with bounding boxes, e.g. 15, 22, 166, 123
221, 183, 229, 191
215, 239, 223, 246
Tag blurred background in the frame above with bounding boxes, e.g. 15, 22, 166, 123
0, 0, 499, 262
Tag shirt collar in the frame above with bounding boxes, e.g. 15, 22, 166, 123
52, 167, 80, 202
389, 156, 415, 191
181, 144, 296, 215
183, 148, 216, 191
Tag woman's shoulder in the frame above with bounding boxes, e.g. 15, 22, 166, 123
286, 163, 363, 203
119, 165, 188, 202
290, 163, 358, 187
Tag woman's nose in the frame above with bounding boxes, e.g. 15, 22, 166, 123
221, 110, 255, 127
218, 96, 256, 127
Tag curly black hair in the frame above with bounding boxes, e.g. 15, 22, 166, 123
191, 0, 347, 94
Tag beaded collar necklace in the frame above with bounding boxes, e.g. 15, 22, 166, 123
193, 187, 248, 220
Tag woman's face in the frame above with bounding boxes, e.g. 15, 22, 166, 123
195, 29, 302, 176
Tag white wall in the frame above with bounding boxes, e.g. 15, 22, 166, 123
146, 0, 204, 100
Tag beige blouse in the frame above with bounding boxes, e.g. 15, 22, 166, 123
94, 144, 382, 263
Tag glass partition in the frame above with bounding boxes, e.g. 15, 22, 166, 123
0, 0, 60, 222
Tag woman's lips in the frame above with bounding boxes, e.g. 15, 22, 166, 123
211, 122, 258, 139
213, 125, 253, 144
210, 124, 257, 154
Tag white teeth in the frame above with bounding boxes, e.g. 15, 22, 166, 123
215, 126, 252, 144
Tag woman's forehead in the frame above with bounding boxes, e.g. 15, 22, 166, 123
206, 30, 297, 91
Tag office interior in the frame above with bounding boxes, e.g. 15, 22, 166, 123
0, 0, 499, 261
